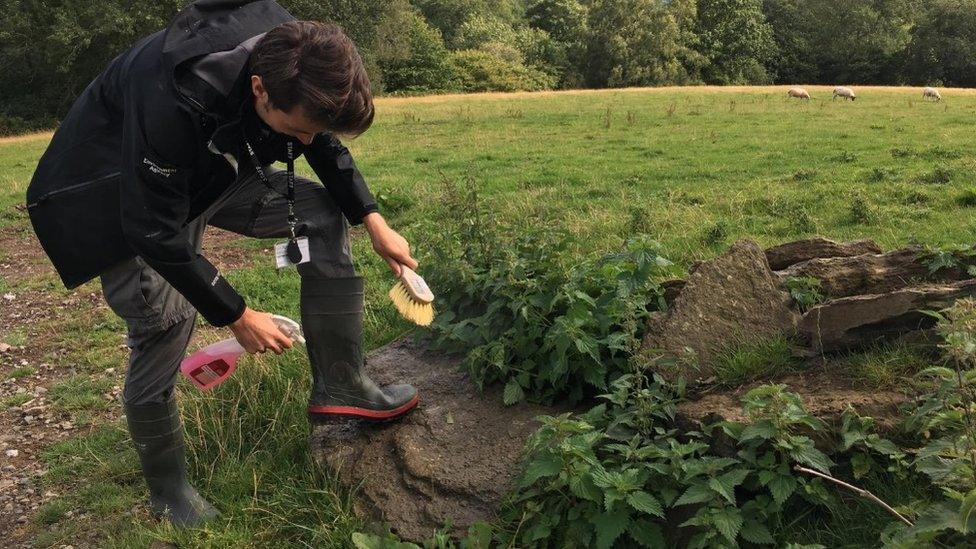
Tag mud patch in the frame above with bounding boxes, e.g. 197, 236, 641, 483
311, 339, 571, 542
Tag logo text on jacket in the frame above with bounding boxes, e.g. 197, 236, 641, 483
143, 157, 177, 178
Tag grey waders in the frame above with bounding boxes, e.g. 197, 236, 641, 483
301, 276, 418, 421
124, 398, 218, 526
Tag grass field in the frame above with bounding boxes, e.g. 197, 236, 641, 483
1, 85, 974, 546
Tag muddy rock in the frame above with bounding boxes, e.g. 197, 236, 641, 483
677, 371, 908, 436
642, 240, 798, 379
764, 237, 882, 271
798, 280, 976, 354
777, 246, 975, 299
310, 339, 566, 542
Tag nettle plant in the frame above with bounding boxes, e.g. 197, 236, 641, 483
785, 276, 825, 312
426, 215, 671, 405
886, 299, 976, 546
495, 371, 860, 548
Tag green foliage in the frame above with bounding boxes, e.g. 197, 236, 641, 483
695, 0, 777, 84
902, 0, 976, 88
451, 49, 555, 92
785, 276, 824, 312
429, 228, 669, 404
885, 299, 976, 545
374, 5, 458, 93
919, 244, 976, 276
0, 0, 184, 132
584, 0, 703, 87
713, 337, 797, 385
424, 180, 670, 405
492, 376, 873, 547
10, 0, 976, 127
762, 0, 915, 84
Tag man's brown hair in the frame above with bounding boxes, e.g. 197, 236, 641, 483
250, 21, 374, 137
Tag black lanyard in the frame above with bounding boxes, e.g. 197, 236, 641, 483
243, 138, 303, 263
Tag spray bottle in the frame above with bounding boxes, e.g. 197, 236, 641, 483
180, 315, 304, 391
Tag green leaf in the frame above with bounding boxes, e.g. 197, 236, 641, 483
851, 452, 871, 480
767, 475, 797, 505
709, 469, 749, 504
712, 507, 743, 542
626, 491, 664, 518
675, 484, 714, 506
464, 522, 493, 549
739, 421, 776, 442
569, 472, 602, 502
503, 379, 525, 406
519, 455, 564, 488
961, 489, 976, 534
627, 518, 666, 548
351, 532, 421, 549
525, 522, 551, 542
739, 520, 774, 544
708, 477, 735, 505
790, 438, 834, 473
592, 508, 630, 549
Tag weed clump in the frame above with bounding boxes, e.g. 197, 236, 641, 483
919, 165, 952, 184
786, 207, 817, 235
713, 337, 798, 385
374, 186, 415, 216
957, 188, 976, 208
867, 167, 895, 183
792, 169, 818, 182
703, 220, 729, 245
902, 188, 930, 205
848, 191, 875, 224
832, 151, 858, 163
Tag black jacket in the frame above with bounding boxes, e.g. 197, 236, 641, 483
26, 0, 378, 327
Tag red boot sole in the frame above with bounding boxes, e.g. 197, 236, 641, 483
308, 394, 420, 422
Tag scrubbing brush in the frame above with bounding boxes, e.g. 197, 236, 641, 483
389, 265, 435, 326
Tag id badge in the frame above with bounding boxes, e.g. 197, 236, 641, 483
274, 237, 311, 269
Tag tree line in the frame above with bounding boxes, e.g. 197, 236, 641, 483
2, 0, 975, 133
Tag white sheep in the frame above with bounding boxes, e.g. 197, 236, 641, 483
832, 86, 856, 101
787, 87, 811, 100
922, 87, 942, 101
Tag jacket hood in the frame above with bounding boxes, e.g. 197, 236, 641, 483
162, 0, 294, 116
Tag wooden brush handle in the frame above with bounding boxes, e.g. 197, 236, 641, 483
399, 266, 434, 304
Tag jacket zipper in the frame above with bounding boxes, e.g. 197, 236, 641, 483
27, 171, 121, 209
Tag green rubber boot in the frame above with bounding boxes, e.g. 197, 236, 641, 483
301, 276, 419, 422
124, 397, 218, 526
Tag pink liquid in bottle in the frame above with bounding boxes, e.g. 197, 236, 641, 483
180, 338, 245, 391
180, 315, 304, 391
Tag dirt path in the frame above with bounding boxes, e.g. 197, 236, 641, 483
0, 224, 258, 546
0, 131, 54, 145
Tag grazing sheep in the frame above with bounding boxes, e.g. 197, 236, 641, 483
788, 87, 811, 100
923, 87, 942, 101
832, 86, 856, 101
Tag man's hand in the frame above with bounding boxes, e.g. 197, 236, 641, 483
229, 307, 294, 354
363, 212, 418, 277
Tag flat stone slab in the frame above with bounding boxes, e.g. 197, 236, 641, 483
310, 339, 565, 542
765, 237, 882, 271
797, 280, 976, 353
642, 240, 798, 379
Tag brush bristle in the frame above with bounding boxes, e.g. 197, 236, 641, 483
389, 282, 435, 326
